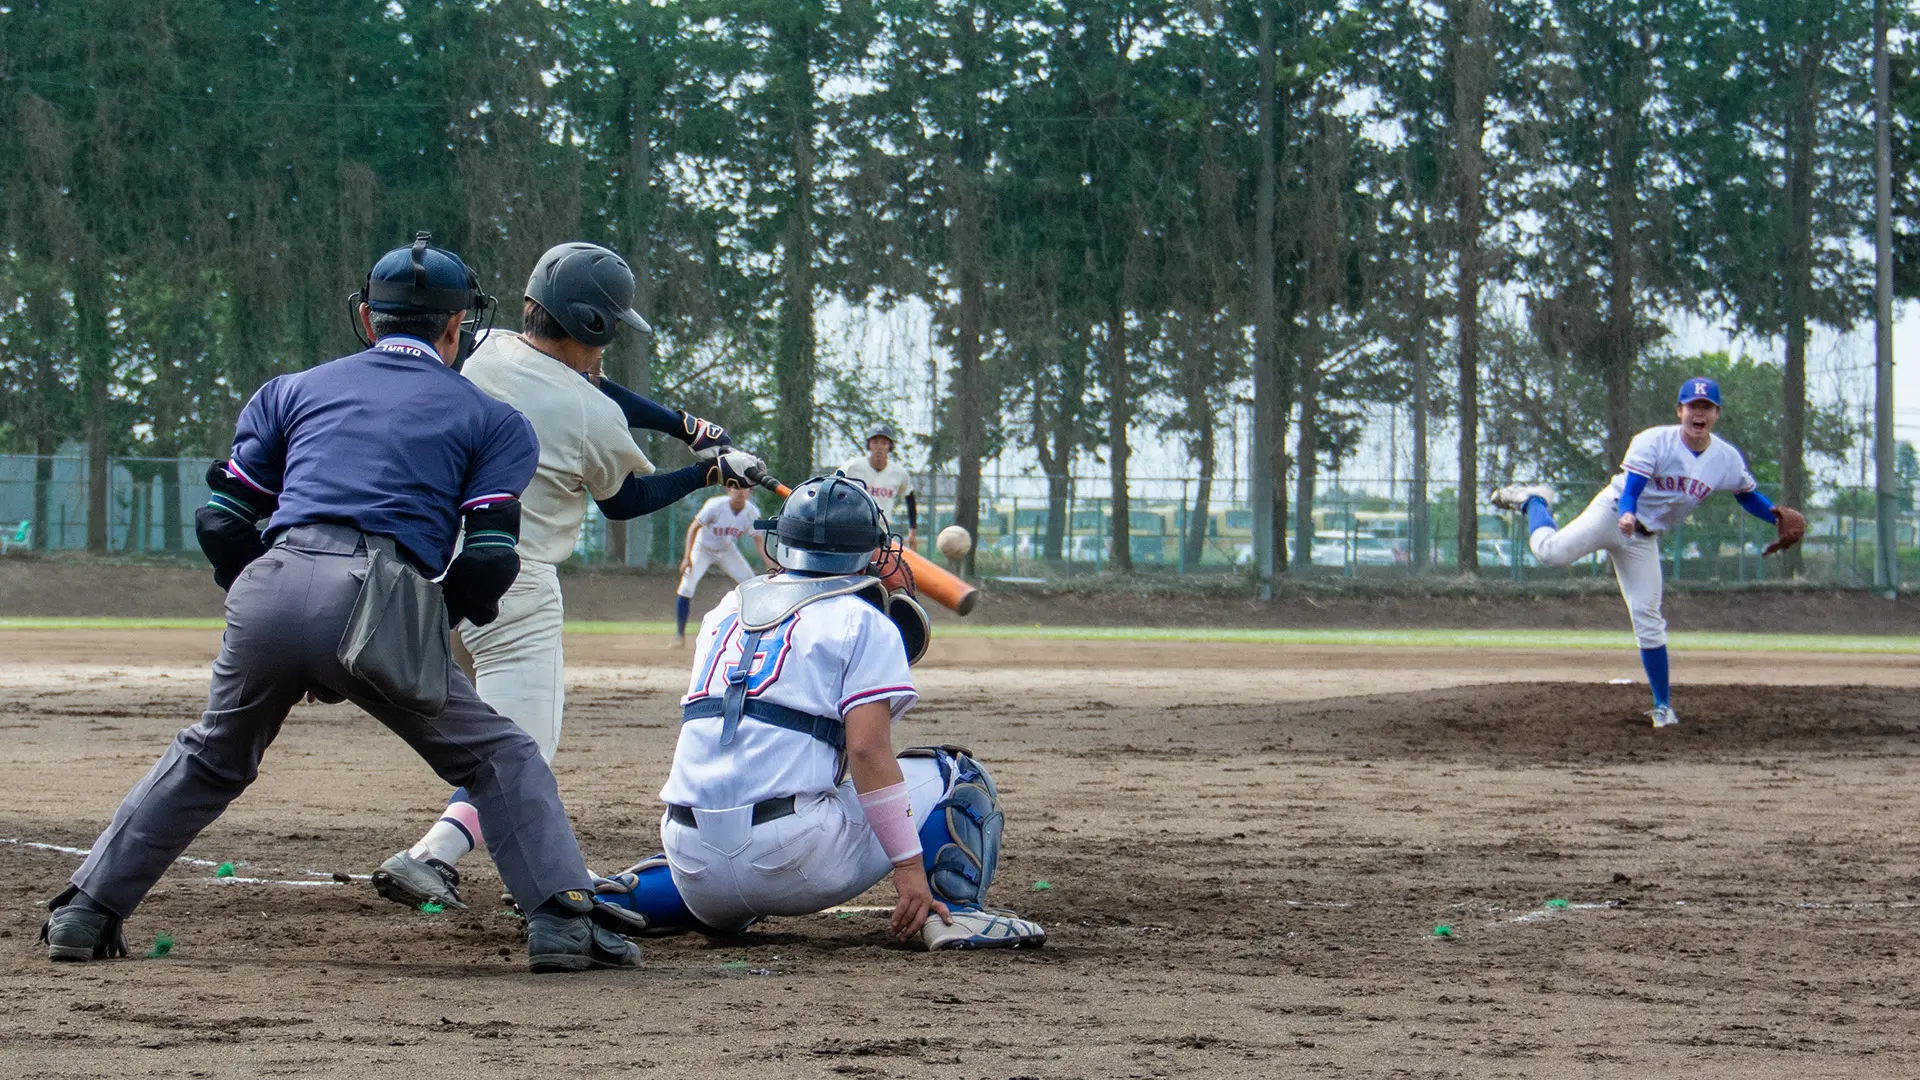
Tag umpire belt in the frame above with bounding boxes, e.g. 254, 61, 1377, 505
680, 696, 845, 750
667, 796, 796, 829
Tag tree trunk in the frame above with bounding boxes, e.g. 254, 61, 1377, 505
1780, 54, 1817, 577
33, 432, 55, 550
773, 23, 819, 488
1450, 0, 1490, 573
161, 458, 183, 552
1105, 299, 1133, 573
1184, 395, 1215, 570
608, 67, 659, 568
1252, 1, 1280, 590
74, 243, 112, 555
1601, 86, 1642, 473
1292, 334, 1320, 569
951, 11, 986, 577
1410, 204, 1432, 570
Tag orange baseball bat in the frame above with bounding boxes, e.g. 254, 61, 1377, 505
752, 472, 978, 617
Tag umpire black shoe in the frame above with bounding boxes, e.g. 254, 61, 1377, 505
525, 889, 640, 973
40, 889, 129, 963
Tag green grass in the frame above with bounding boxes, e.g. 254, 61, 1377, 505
2, 616, 1911, 654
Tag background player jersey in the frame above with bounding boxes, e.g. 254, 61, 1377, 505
1606, 425, 1756, 533
692, 495, 760, 555
660, 578, 918, 810
838, 456, 914, 516
461, 332, 653, 564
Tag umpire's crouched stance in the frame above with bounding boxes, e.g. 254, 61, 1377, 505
41, 234, 637, 973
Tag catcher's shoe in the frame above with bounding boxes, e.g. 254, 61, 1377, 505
41, 889, 128, 963
1490, 484, 1555, 512
372, 852, 467, 910
920, 905, 1047, 951
1648, 704, 1679, 729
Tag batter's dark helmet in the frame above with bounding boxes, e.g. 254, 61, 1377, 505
760, 473, 888, 575
524, 242, 652, 347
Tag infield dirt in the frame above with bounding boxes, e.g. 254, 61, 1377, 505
2, 629, 1919, 1078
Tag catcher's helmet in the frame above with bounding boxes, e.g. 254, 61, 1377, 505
761, 473, 887, 575
524, 242, 652, 347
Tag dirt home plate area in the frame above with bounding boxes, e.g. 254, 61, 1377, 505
2, 571, 1919, 1078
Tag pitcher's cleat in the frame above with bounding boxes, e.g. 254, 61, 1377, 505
1648, 704, 1679, 729
1490, 484, 1556, 512
921, 905, 1047, 951
372, 851, 467, 910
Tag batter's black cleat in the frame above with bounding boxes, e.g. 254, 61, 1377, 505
372, 852, 466, 910
40, 887, 129, 962
526, 890, 640, 973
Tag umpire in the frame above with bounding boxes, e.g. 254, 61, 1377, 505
40, 234, 637, 973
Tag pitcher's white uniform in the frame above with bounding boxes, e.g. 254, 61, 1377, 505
1529, 425, 1757, 648
657, 580, 949, 931
457, 332, 652, 758
677, 495, 759, 599
838, 455, 913, 521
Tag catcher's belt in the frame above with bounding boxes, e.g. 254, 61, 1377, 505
667, 796, 796, 829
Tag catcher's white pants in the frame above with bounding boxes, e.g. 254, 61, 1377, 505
1529, 489, 1667, 649
660, 756, 949, 933
677, 544, 754, 599
454, 559, 565, 762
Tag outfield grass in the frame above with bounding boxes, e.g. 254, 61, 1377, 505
4, 616, 1905, 655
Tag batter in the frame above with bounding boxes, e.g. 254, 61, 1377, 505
674, 487, 766, 643
592, 475, 1046, 950
1491, 377, 1805, 728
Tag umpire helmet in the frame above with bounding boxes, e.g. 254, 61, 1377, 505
361, 232, 486, 315
760, 473, 888, 575
524, 242, 653, 347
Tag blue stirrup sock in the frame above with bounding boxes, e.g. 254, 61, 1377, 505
1640, 646, 1671, 708
1524, 496, 1557, 535
674, 595, 691, 636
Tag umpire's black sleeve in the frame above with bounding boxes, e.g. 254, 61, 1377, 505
443, 500, 522, 627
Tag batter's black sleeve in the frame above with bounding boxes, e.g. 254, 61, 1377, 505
596, 377, 683, 434
443, 500, 521, 628
594, 463, 707, 521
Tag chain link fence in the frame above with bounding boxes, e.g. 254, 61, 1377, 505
3, 455, 1914, 587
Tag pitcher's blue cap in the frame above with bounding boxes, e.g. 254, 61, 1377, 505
1677, 377, 1721, 407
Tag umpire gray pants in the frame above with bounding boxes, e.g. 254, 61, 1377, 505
71, 524, 593, 917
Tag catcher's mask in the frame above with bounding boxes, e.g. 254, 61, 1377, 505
759, 473, 888, 575
348, 231, 497, 367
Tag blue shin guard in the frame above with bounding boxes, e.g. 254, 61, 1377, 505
1639, 646, 1670, 708
904, 747, 1002, 907
593, 856, 702, 935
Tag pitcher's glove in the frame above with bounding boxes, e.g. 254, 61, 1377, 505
703, 450, 763, 490
1764, 505, 1806, 556
676, 411, 732, 460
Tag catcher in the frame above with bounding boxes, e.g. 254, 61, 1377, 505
1492, 376, 1805, 728
589, 473, 1046, 949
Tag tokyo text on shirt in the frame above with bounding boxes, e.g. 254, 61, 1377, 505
659, 578, 918, 811
1606, 425, 1757, 533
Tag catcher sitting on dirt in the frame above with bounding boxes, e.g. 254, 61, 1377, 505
589, 473, 1046, 950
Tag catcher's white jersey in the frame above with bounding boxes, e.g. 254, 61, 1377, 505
1605, 426, 1756, 534
691, 495, 760, 555
660, 579, 918, 811
461, 332, 652, 564
838, 456, 913, 516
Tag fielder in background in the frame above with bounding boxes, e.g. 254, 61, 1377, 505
675, 486, 767, 644
591, 475, 1046, 950
43, 235, 636, 972
1492, 377, 1805, 729
840, 423, 917, 547
373, 241, 761, 911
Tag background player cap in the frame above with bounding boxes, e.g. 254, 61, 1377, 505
865, 424, 897, 445
1677, 377, 1721, 407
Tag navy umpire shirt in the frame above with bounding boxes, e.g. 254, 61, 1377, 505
223, 335, 539, 572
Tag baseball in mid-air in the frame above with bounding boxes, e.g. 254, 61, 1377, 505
936, 525, 972, 560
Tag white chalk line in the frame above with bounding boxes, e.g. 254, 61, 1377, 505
1, 836, 372, 888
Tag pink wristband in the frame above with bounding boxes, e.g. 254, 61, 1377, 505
858, 781, 923, 863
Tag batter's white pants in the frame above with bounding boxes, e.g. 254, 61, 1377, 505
455, 559, 565, 762
677, 544, 754, 598
660, 756, 950, 933
1529, 489, 1667, 649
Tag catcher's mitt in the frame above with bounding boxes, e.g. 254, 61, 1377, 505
1764, 505, 1806, 556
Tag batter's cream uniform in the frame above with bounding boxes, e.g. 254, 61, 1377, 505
457, 333, 652, 759
657, 580, 949, 932
838, 455, 913, 525
1528, 425, 1757, 648
677, 495, 760, 599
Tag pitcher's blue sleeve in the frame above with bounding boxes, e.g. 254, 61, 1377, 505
595, 464, 706, 521
1618, 471, 1648, 516
1735, 489, 1775, 522
596, 377, 683, 434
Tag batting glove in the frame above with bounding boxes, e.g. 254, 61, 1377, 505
704, 450, 763, 490
676, 410, 732, 460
